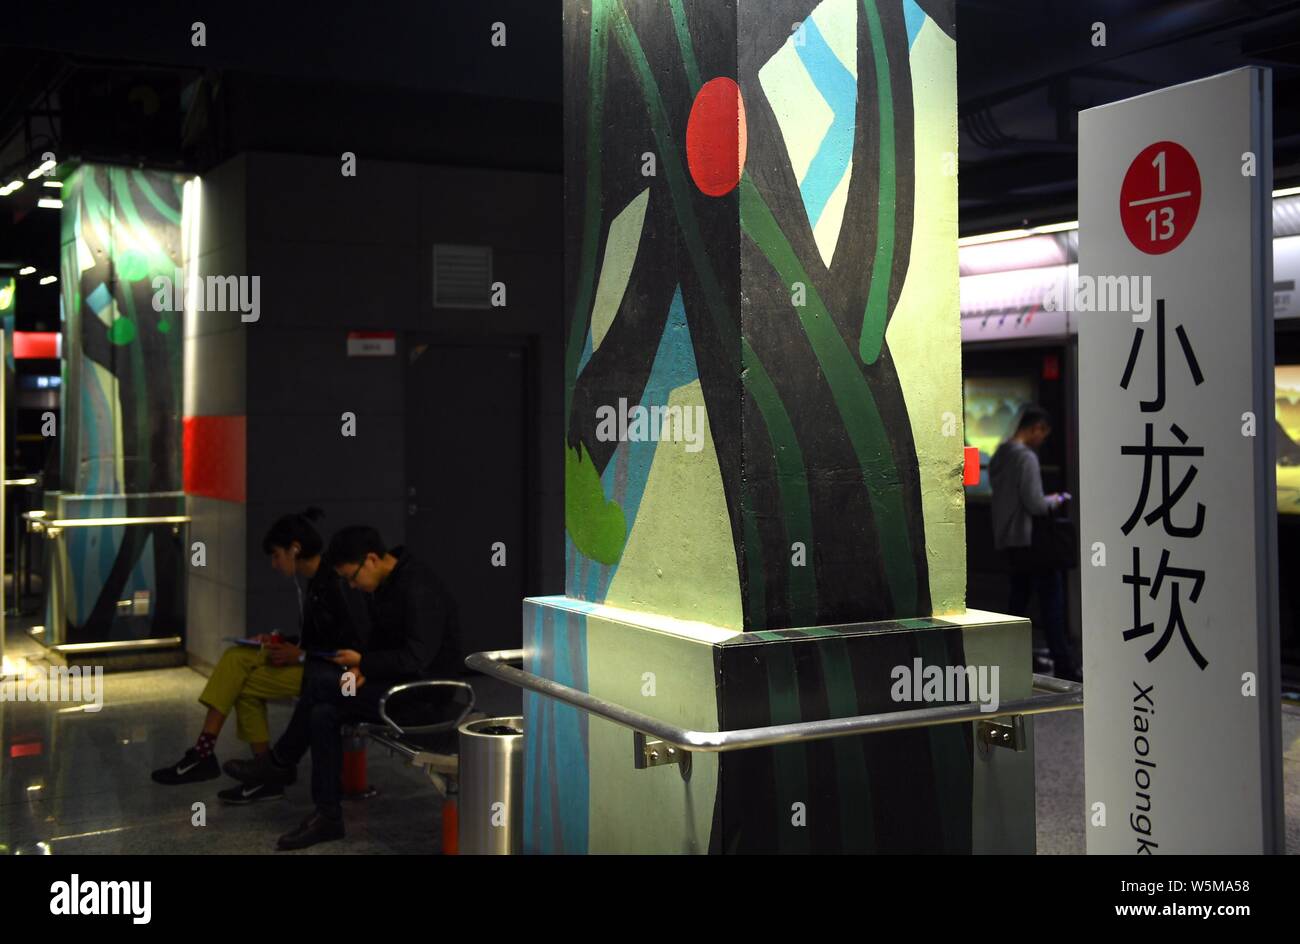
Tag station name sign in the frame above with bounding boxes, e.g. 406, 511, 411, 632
1078, 68, 1282, 854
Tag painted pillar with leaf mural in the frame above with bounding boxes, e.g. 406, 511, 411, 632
54, 165, 188, 645
527, 0, 1034, 853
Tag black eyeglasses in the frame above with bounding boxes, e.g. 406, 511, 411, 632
345, 560, 365, 585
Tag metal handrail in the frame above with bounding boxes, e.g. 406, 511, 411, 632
27, 512, 192, 649
27, 514, 190, 529
466, 648, 1082, 754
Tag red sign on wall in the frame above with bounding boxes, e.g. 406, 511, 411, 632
183, 415, 246, 503
347, 331, 396, 357
1119, 141, 1201, 255
12, 331, 60, 359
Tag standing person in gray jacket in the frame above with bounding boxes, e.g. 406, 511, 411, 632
989, 405, 1079, 681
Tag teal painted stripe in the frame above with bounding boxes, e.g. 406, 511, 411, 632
903, 0, 926, 46
793, 17, 856, 230
551, 612, 590, 853
523, 607, 547, 851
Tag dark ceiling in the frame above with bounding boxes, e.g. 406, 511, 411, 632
958, 0, 1300, 230
2, 0, 1299, 304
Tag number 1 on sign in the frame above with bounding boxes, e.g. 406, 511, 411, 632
1145, 150, 1174, 241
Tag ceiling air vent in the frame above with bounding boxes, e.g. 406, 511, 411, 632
433, 243, 493, 309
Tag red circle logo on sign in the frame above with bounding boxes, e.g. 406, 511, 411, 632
1119, 141, 1201, 254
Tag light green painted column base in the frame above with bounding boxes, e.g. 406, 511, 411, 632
523, 597, 1036, 854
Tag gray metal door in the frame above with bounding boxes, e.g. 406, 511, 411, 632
406, 341, 527, 657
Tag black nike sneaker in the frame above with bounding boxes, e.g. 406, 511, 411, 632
223, 752, 295, 787
218, 782, 287, 805
151, 749, 220, 785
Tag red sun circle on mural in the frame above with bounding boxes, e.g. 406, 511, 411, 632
686, 77, 747, 197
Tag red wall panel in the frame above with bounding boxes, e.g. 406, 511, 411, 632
183, 415, 246, 502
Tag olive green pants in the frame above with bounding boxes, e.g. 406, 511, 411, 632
199, 646, 303, 744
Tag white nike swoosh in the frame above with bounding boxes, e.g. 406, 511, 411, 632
242, 786, 260, 797
176, 761, 199, 775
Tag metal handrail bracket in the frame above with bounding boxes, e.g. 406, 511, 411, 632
466, 648, 1082, 755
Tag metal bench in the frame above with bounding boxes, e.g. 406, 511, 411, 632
347, 679, 480, 799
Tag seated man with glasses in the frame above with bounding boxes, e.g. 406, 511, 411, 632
224, 525, 461, 850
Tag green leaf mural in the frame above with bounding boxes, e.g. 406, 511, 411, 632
565, 441, 627, 564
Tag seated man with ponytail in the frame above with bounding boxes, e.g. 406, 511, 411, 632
151, 508, 369, 804
224, 525, 460, 850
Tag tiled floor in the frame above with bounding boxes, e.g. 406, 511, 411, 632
0, 626, 521, 855
1033, 704, 1300, 854
1, 624, 1296, 854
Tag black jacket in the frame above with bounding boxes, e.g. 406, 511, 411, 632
289, 566, 369, 652
359, 547, 460, 683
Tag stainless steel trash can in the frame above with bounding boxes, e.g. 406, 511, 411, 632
458, 715, 524, 854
